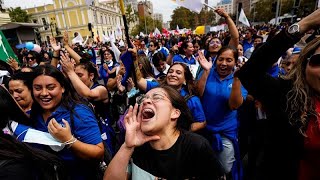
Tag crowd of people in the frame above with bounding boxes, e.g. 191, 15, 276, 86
1, 7, 320, 180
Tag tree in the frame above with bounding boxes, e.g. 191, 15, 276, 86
170, 7, 196, 29
130, 16, 163, 36
9, 7, 30, 23
170, 7, 217, 29
252, 0, 316, 22
125, 4, 137, 24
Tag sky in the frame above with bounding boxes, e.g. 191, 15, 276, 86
3, 0, 220, 22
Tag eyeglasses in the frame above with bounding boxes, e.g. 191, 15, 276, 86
136, 92, 168, 105
26, 57, 35, 61
104, 53, 111, 56
209, 41, 221, 46
307, 54, 320, 67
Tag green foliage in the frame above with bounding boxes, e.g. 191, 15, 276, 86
170, 7, 216, 29
252, 0, 316, 22
8, 7, 31, 22
130, 16, 163, 36
125, 4, 137, 24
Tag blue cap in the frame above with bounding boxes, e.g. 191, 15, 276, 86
292, 47, 301, 54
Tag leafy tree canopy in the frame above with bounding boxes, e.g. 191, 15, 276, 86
9, 7, 30, 23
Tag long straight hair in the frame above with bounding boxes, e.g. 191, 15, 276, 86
30, 64, 85, 123
0, 85, 65, 180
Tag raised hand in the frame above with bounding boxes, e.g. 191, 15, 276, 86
215, 8, 229, 18
128, 40, 137, 57
50, 36, 61, 51
63, 31, 69, 47
117, 75, 126, 93
197, 50, 212, 71
127, 77, 135, 92
124, 104, 160, 149
60, 51, 74, 74
7, 57, 20, 71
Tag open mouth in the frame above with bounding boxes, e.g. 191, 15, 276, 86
142, 108, 155, 120
40, 98, 52, 105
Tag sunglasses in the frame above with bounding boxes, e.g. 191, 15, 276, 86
307, 54, 320, 67
149, 44, 154, 47
26, 57, 35, 61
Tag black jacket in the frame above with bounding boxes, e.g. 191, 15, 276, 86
238, 30, 304, 180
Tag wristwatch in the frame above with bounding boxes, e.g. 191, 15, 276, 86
287, 23, 300, 36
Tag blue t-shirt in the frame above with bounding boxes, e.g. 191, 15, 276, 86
146, 81, 205, 122
99, 61, 119, 85
173, 54, 197, 65
242, 39, 254, 53
33, 104, 102, 179
199, 68, 248, 130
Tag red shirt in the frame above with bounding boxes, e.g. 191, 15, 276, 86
299, 99, 320, 180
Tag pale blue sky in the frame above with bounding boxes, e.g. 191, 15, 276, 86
3, 0, 220, 22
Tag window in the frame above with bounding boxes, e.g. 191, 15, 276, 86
42, 18, 48, 30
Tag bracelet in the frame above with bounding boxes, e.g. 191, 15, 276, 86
52, 55, 60, 59
64, 136, 77, 148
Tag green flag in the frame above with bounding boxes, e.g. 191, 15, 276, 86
0, 30, 18, 63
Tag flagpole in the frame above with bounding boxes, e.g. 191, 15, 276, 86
202, 3, 215, 11
119, 0, 132, 48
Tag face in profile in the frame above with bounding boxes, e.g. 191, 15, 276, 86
33, 75, 65, 113
75, 65, 93, 87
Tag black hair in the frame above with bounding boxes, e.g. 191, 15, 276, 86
27, 51, 41, 64
30, 64, 84, 121
178, 40, 192, 55
192, 39, 203, 49
104, 49, 117, 65
159, 85, 193, 131
152, 51, 166, 67
149, 40, 159, 50
165, 63, 196, 96
0, 86, 30, 128
0, 85, 65, 179
7, 71, 34, 91
75, 59, 99, 82
216, 46, 238, 63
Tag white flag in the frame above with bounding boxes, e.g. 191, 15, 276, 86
109, 32, 116, 43
115, 25, 122, 37
154, 28, 161, 35
72, 32, 84, 45
174, 0, 203, 13
239, 8, 250, 27
102, 34, 110, 44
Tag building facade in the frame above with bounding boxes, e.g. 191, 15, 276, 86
137, 0, 153, 18
215, 0, 234, 23
153, 13, 163, 23
25, 0, 124, 44
233, 0, 251, 16
0, 0, 10, 26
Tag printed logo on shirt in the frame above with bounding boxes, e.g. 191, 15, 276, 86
228, 84, 232, 88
